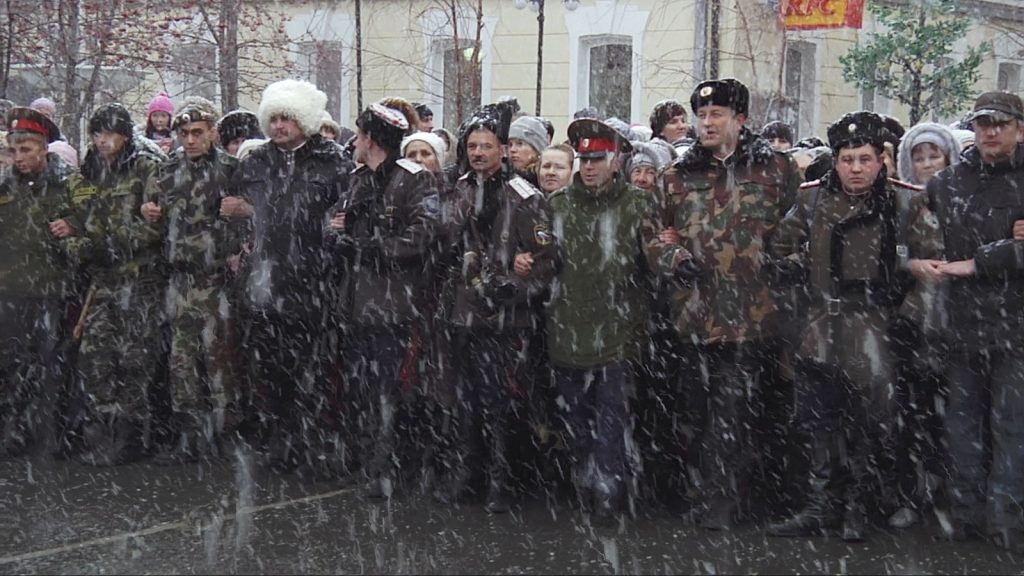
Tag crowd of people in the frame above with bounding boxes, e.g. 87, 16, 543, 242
2, 75, 1024, 555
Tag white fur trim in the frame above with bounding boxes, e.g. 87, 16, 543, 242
258, 79, 328, 138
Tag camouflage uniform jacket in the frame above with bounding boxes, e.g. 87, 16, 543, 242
442, 169, 556, 332
0, 154, 76, 298
771, 171, 944, 363
546, 173, 674, 369
661, 128, 802, 344
157, 147, 244, 277
236, 136, 352, 319
70, 141, 165, 283
325, 156, 439, 326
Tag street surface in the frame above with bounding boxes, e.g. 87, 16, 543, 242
1, 451, 1021, 575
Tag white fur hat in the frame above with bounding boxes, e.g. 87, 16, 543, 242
257, 79, 328, 138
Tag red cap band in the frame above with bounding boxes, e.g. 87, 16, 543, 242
10, 118, 48, 137
575, 136, 617, 154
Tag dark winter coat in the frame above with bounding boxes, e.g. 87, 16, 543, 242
236, 136, 352, 320
325, 155, 439, 326
927, 142, 1024, 351
660, 128, 802, 344
546, 172, 672, 369
440, 169, 556, 332
772, 171, 943, 366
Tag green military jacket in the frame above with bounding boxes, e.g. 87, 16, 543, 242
546, 173, 673, 369
70, 141, 164, 282
771, 172, 944, 363
157, 147, 244, 276
0, 154, 76, 298
661, 129, 802, 344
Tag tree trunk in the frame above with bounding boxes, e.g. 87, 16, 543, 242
59, 0, 82, 149
0, 0, 13, 98
219, 0, 239, 111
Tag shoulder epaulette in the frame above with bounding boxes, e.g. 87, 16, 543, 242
396, 158, 424, 174
799, 179, 822, 189
888, 177, 923, 192
509, 176, 539, 200
458, 172, 471, 182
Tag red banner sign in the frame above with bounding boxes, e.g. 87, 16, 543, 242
782, 0, 865, 30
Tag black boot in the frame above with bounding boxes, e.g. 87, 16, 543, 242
767, 433, 842, 537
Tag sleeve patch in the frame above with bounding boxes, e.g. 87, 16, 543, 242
534, 224, 552, 246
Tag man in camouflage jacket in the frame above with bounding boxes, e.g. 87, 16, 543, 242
70, 103, 168, 466
0, 108, 77, 457
660, 79, 802, 529
141, 98, 247, 462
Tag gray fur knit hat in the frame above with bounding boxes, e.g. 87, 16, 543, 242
509, 116, 550, 155
898, 122, 961, 185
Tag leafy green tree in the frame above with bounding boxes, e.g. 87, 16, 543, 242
840, 0, 991, 125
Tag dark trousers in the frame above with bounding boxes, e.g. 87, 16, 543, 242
553, 360, 633, 496
0, 297, 63, 456
242, 309, 325, 462
344, 325, 411, 480
687, 342, 764, 509
446, 328, 520, 493
945, 348, 1024, 534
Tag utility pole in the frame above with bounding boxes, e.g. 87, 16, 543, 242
535, 0, 544, 115
355, 0, 363, 111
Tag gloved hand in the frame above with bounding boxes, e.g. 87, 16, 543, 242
482, 275, 518, 303
675, 257, 703, 283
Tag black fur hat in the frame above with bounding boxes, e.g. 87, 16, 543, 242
89, 103, 134, 138
217, 110, 262, 148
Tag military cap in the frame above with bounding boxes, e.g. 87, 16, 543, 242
567, 118, 632, 158
355, 101, 409, 151
690, 78, 749, 116
827, 111, 891, 154
7, 107, 60, 143
968, 91, 1024, 123
171, 96, 219, 131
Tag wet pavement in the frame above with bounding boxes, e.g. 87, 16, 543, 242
1, 451, 1022, 575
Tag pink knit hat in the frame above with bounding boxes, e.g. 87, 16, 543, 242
147, 91, 175, 117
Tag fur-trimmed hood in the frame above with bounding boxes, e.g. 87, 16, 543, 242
673, 127, 776, 172
257, 79, 328, 138
898, 122, 961, 185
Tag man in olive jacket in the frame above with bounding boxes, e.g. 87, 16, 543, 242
543, 118, 676, 521
326, 101, 438, 498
